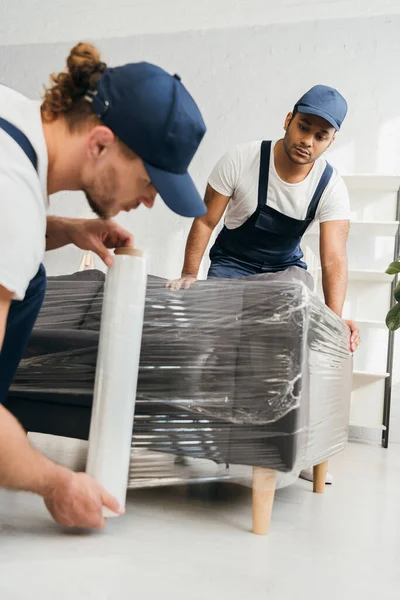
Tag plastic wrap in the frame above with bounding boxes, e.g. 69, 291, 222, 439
86, 249, 146, 516
7, 269, 353, 490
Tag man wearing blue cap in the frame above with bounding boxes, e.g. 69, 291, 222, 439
0, 43, 206, 529
169, 85, 360, 484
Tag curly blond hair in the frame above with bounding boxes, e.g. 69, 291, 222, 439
41, 42, 107, 130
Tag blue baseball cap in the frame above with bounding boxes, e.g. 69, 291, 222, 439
88, 63, 207, 218
295, 85, 348, 131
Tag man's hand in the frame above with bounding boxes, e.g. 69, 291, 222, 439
66, 219, 134, 267
344, 320, 360, 353
44, 468, 124, 530
166, 275, 197, 291
46, 217, 134, 267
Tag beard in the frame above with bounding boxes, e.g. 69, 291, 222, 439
84, 190, 108, 219
283, 120, 317, 166
283, 134, 314, 165
83, 165, 118, 220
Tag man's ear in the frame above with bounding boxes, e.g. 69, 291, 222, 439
284, 112, 293, 132
86, 126, 116, 160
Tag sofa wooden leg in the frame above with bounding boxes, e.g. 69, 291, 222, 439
313, 461, 328, 494
252, 467, 276, 535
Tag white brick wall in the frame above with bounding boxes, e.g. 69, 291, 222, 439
1, 14, 399, 279
1, 0, 400, 45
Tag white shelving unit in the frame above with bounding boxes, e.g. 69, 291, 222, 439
317, 268, 395, 283
304, 175, 400, 446
308, 221, 399, 237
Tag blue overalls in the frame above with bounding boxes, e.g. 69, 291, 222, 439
0, 117, 47, 403
208, 140, 333, 278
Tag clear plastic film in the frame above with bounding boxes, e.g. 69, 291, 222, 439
8, 269, 353, 490
86, 250, 147, 515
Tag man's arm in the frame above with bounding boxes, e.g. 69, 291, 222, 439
319, 220, 349, 317
45, 216, 72, 251
320, 220, 360, 352
0, 403, 64, 493
0, 286, 121, 528
0, 294, 61, 497
0, 292, 60, 502
0, 403, 122, 528
166, 184, 231, 290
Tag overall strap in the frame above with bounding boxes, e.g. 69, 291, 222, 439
257, 141, 272, 208
306, 162, 333, 221
0, 116, 38, 172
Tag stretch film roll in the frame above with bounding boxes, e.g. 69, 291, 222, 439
86, 247, 147, 517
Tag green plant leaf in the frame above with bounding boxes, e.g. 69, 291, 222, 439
394, 282, 400, 303
386, 303, 400, 331
386, 261, 400, 275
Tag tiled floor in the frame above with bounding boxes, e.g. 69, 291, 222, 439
0, 441, 399, 599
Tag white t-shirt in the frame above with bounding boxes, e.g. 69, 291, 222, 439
208, 140, 350, 230
0, 85, 48, 300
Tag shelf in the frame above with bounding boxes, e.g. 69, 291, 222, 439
350, 221, 399, 236
341, 175, 400, 439
356, 319, 386, 327
353, 370, 390, 381
349, 270, 394, 283
306, 221, 399, 237
342, 175, 400, 192
349, 422, 387, 431
317, 268, 394, 283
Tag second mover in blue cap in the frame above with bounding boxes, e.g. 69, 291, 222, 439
88, 62, 207, 218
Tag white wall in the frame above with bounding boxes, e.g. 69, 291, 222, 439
1, 0, 400, 45
2, 5, 400, 435
1, 14, 400, 279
